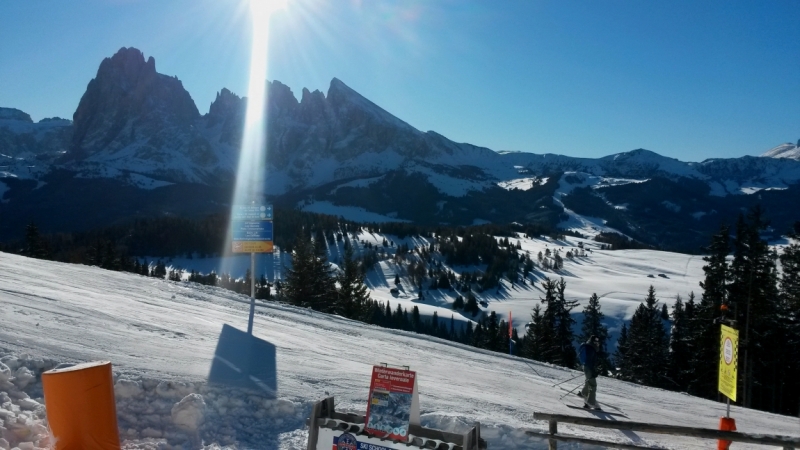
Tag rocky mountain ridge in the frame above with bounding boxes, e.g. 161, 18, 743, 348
1, 47, 798, 251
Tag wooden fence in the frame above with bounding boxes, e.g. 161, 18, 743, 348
527, 412, 800, 450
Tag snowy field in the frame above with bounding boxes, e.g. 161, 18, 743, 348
1, 251, 799, 449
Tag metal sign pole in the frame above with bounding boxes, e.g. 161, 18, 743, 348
247, 251, 255, 334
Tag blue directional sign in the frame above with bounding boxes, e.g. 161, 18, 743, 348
232, 220, 273, 241
233, 204, 273, 221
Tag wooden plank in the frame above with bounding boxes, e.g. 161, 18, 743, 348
305, 399, 324, 450
525, 430, 664, 450
533, 412, 800, 448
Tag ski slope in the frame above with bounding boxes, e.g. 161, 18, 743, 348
1, 252, 798, 449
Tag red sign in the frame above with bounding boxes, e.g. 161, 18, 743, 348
364, 366, 417, 441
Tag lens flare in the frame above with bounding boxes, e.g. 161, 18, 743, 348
223, 0, 286, 275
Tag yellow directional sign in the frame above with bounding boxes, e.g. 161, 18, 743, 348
718, 324, 739, 401
232, 240, 273, 253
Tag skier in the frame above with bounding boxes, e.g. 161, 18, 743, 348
578, 335, 601, 409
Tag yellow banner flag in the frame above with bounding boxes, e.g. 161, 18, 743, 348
718, 324, 739, 401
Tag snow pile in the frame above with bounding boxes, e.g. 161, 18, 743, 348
0, 354, 57, 450
115, 376, 307, 448
0, 350, 309, 450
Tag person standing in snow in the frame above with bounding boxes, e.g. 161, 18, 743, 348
579, 335, 601, 409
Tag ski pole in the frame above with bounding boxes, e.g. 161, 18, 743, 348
559, 383, 583, 400
551, 373, 582, 388
522, 359, 541, 377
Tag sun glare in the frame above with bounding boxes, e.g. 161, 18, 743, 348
222, 0, 286, 270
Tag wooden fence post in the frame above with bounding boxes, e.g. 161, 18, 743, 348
549, 418, 558, 450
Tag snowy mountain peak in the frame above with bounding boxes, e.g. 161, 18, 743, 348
325, 77, 415, 132
761, 142, 800, 161
606, 148, 669, 162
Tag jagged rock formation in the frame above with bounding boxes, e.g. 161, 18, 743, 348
0, 107, 72, 160
71, 47, 199, 157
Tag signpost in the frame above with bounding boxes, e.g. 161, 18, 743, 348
232, 203, 273, 335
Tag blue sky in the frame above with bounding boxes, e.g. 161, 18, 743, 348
1, 0, 798, 161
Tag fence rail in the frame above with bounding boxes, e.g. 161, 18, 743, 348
531, 412, 800, 450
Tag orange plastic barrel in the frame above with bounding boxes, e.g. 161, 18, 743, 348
718, 417, 737, 450
42, 361, 121, 450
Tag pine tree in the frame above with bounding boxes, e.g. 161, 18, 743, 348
23, 221, 46, 259
522, 304, 546, 361
623, 285, 669, 387
411, 305, 421, 331
536, 278, 559, 363
384, 301, 393, 327
668, 294, 692, 391
779, 222, 800, 310
689, 225, 730, 398
464, 321, 474, 344
284, 231, 336, 312
778, 223, 800, 415
486, 311, 501, 351
613, 323, 629, 373
553, 278, 578, 368
580, 293, 610, 374
471, 321, 484, 348
727, 207, 780, 409
337, 244, 370, 319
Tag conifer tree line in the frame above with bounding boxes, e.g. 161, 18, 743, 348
609, 210, 800, 416
7, 205, 799, 416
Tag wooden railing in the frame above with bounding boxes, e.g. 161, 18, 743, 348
527, 412, 800, 450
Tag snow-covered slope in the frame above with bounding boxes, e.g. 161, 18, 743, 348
2, 251, 799, 450
761, 142, 800, 160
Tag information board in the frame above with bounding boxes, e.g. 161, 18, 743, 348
364, 366, 419, 442
232, 204, 273, 254
718, 324, 739, 401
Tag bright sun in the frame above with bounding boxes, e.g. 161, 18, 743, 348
250, 0, 287, 21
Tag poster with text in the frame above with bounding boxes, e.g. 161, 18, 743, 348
364, 366, 419, 441
718, 324, 739, 401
